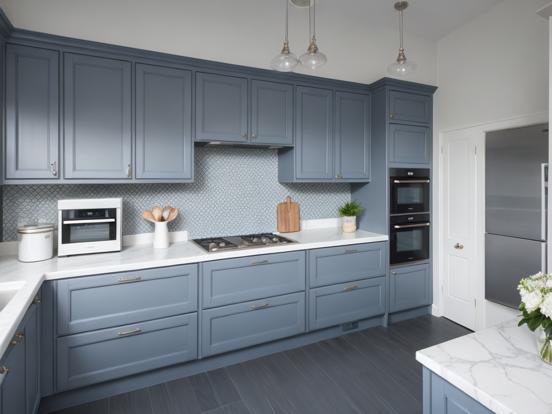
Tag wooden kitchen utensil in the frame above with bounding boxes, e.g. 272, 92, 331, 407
151, 206, 163, 222
277, 196, 300, 233
143, 210, 157, 223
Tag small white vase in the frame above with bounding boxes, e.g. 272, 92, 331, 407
153, 221, 169, 249
342, 216, 357, 233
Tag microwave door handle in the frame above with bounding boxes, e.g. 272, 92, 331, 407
542, 163, 548, 242
63, 218, 116, 225
393, 223, 431, 229
393, 179, 430, 184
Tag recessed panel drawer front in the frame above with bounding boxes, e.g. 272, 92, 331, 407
308, 242, 387, 287
56, 313, 197, 391
309, 277, 386, 331
57, 264, 198, 335
202, 251, 306, 308
202, 292, 306, 357
390, 263, 431, 313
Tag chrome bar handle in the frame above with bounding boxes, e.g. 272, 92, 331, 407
343, 284, 359, 292
344, 249, 359, 254
541, 163, 548, 242
250, 303, 270, 311
117, 327, 142, 337
63, 218, 116, 224
127, 164, 132, 178
50, 161, 57, 176
393, 223, 430, 229
117, 276, 142, 284
251, 260, 269, 266
392, 179, 430, 184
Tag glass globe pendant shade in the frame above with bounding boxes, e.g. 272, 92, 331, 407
299, 37, 327, 70
271, 41, 299, 72
387, 48, 416, 76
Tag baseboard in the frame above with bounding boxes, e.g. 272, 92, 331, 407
387, 306, 432, 324
38, 315, 385, 414
431, 304, 441, 317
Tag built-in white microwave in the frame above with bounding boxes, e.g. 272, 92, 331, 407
57, 198, 122, 256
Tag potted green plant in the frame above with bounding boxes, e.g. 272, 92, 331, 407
338, 201, 364, 233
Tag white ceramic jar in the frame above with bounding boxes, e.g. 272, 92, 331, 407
17, 224, 55, 262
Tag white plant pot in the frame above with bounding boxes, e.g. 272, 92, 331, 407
342, 216, 357, 233
153, 221, 169, 249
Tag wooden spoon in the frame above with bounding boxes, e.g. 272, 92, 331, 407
162, 206, 172, 221
143, 210, 156, 223
151, 206, 163, 222
166, 208, 179, 222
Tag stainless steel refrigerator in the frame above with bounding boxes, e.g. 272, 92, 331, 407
485, 123, 548, 309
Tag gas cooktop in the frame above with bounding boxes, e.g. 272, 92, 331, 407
193, 233, 297, 252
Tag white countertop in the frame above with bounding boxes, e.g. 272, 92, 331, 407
0, 227, 387, 360
416, 319, 552, 414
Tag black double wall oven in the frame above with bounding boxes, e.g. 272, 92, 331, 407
390, 168, 431, 265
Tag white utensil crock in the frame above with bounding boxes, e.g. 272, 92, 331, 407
153, 221, 169, 249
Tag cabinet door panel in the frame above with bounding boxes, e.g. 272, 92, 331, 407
5, 45, 59, 179
64, 53, 132, 179
25, 304, 40, 414
1, 337, 26, 414
136, 64, 193, 180
389, 124, 431, 166
335, 92, 370, 180
250, 80, 293, 146
195, 73, 248, 143
295, 86, 334, 180
390, 263, 431, 313
389, 91, 431, 125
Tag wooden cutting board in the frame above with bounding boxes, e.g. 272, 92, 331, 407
277, 196, 300, 233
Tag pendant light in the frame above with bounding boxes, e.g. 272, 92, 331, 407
388, 1, 416, 76
299, 0, 327, 70
271, 0, 299, 72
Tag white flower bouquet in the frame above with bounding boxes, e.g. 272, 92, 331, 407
518, 272, 552, 363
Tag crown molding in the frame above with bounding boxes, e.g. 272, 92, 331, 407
0, 7, 13, 40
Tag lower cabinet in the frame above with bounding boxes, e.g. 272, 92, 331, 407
389, 263, 431, 313
201, 292, 306, 357
56, 313, 197, 391
309, 277, 386, 331
0, 301, 40, 414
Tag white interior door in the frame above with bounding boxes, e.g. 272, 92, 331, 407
441, 129, 478, 330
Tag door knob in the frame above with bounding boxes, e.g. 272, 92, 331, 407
454, 243, 464, 250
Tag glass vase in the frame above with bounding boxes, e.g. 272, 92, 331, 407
536, 327, 552, 364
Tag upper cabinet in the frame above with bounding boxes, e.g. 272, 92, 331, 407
389, 91, 431, 125
64, 53, 132, 179
389, 124, 431, 166
279, 87, 371, 183
195, 73, 293, 146
5, 44, 59, 180
135, 64, 193, 181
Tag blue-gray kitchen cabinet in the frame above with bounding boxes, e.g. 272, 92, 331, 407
389, 90, 432, 125
25, 302, 40, 414
390, 263, 431, 313
56, 264, 198, 335
389, 123, 431, 167
63, 53, 132, 179
309, 276, 386, 331
5, 44, 59, 180
424, 368, 493, 414
250, 79, 293, 146
0, 335, 25, 414
201, 251, 305, 308
335, 91, 371, 181
201, 292, 306, 357
308, 242, 387, 287
135, 63, 193, 180
195, 72, 248, 143
56, 313, 198, 391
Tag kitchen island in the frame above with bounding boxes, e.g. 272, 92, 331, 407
416, 319, 552, 414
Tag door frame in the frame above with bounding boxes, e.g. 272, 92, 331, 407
437, 111, 548, 330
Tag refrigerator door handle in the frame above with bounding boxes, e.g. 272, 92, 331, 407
541, 163, 548, 242
542, 242, 548, 274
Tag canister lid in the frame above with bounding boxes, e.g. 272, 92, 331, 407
17, 223, 55, 234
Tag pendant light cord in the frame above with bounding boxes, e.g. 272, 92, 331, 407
285, 0, 289, 43
399, 8, 404, 49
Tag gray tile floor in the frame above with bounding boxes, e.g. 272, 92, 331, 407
52, 316, 470, 414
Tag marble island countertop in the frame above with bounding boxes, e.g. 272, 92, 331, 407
416, 319, 552, 414
0, 227, 387, 360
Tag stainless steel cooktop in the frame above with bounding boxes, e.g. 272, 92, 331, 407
193, 233, 297, 252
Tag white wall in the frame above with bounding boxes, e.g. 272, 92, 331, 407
435, 0, 550, 329
0, 0, 438, 85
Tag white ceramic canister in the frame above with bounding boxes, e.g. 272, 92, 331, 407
153, 221, 170, 249
17, 224, 55, 262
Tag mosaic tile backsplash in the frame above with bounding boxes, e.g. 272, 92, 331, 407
2, 147, 351, 241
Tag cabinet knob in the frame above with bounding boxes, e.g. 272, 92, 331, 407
251, 134, 257, 140
50, 161, 57, 177
454, 243, 464, 250
0, 366, 10, 376
242, 133, 248, 139
336, 174, 343, 179
10, 332, 24, 346
389, 113, 394, 119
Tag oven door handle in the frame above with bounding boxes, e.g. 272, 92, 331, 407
63, 218, 116, 225
392, 179, 430, 184
393, 223, 430, 229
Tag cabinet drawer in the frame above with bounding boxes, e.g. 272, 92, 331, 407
56, 313, 197, 391
309, 277, 386, 331
57, 264, 197, 335
389, 91, 431, 125
308, 242, 387, 287
390, 263, 431, 313
202, 251, 305, 308
201, 292, 305, 357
